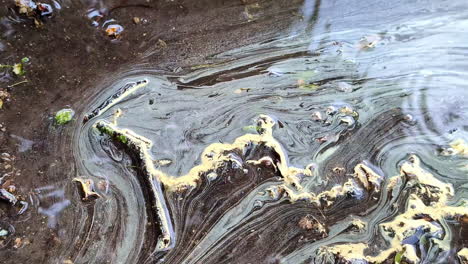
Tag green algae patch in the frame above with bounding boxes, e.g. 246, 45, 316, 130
242, 125, 261, 133
117, 134, 128, 144
296, 70, 320, 90
55, 109, 74, 125
190, 62, 223, 70
394, 249, 405, 264
95, 122, 129, 145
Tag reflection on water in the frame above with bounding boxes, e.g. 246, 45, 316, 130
36, 185, 71, 228
66, 0, 468, 263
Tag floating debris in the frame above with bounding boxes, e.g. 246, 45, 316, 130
0, 57, 29, 77
112, 108, 123, 125
55, 109, 74, 125
0, 89, 10, 109
311, 111, 323, 122
337, 81, 354, 93
37, 3, 53, 16
441, 138, 468, 157
353, 163, 382, 191
15, 0, 37, 15
15, 0, 53, 27
325, 105, 337, 116
358, 34, 381, 50
13, 237, 21, 248
0, 154, 24, 212
206, 172, 218, 182
12, 237, 29, 249
155, 159, 173, 167
73, 178, 101, 201
105, 24, 124, 38
18, 201, 28, 215
296, 70, 318, 89
350, 219, 366, 231
297, 79, 319, 90
339, 106, 358, 117
12, 63, 24, 76
0, 188, 17, 205
339, 115, 355, 126
96, 180, 109, 193
87, 9, 104, 27
234, 88, 251, 94
298, 215, 327, 236
0, 222, 14, 248
246, 156, 277, 171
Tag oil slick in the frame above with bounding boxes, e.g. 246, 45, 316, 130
88, 89, 386, 258
94, 119, 175, 252
84, 79, 148, 123
71, 5, 468, 260
95, 111, 382, 200
319, 155, 468, 263
74, 56, 468, 263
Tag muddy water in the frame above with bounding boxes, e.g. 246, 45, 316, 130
68, 1, 468, 263
2, 0, 468, 263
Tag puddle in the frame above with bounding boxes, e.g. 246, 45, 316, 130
70, 1, 468, 262
1, 0, 468, 263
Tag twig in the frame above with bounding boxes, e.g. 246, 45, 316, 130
8, 80, 28, 88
